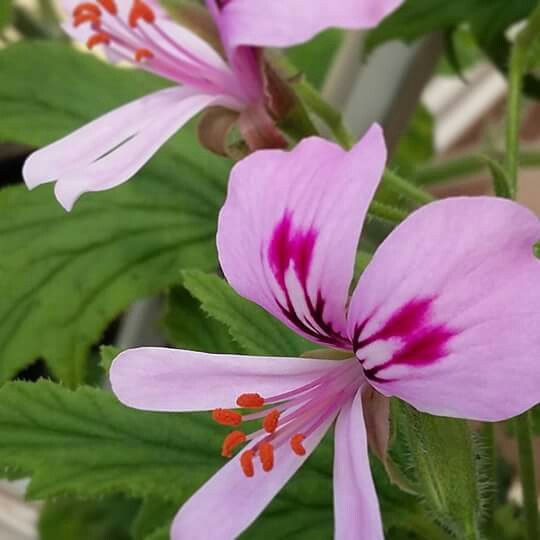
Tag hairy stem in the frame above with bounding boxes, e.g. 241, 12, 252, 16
515, 412, 539, 540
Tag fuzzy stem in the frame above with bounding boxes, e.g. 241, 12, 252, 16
292, 79, 354, 149
515, 411, 539, 540
481, 423, 497, 535
383, 169, 434, 205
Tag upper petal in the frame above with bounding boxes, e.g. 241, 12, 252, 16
110, 347, 337, 411
334, 389, 384, 540
348, 197, 540, 421
170, 413, 334, 540
217, 126, 387, 348
23, 87, 185, 191
24, 87, 239, 211
217, 0, 403, 49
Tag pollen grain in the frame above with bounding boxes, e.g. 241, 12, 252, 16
290, 434, 306, 456
236, 393, 265, 408
240, 450, 255, 478
212, 408, 242, 426
259, 442, 274, 472
221, 431, 246, 458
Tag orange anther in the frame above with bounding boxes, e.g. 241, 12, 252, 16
258, 442, 274, 472
73, 2, 101, 18
86, 32, 110, 49
97, 0, 118, 15
262, 409, 280, 434
240, 450, 255, 478
129, 0, 156, 27
290, 434, 306, 456
236, 393, 265, 408
212, 408, 242, 426
221, 430, 246, 458
74, 12, 100, 27
135, 48, 154, 62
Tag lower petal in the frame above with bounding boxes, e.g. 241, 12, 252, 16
170, 413, 334, 540
110, 347, 337, 411
334, 389, 384, 540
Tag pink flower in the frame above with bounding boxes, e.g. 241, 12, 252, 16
110, 125, 540, 539
23, 0, 403, 211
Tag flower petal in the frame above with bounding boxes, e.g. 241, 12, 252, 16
24, 87, 239, 210
218, 126, 387, 348
171, 413, 335, 540
348, 197, 540, 421
110, 347, 337, 411
334, 389, 384, 540
218, 0, 403, 49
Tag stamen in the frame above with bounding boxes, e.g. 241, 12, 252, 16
240, 450, 255, 478
129, 0, 156, 28
258, 442, 274, 472
263, 409, 280, 434
290, 434, 306, 456
97, 0, 118, 15
74, 12, 100, 27
135, 48, 154, 62
221, 431, 246, 458
73, 2, 101, 18
212, 408, 242, 426
236, 393, 265, 408
86, 32, 110, 49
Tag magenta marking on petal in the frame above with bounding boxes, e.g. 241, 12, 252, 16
268, 211, 317, 289
267, 211, 349, 347
355, 298, 457, 382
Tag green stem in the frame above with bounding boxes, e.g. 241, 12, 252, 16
515, 412, 539, 540
292, 79, 355, 149
383, 169, 434, 205
504, 4, 540, 197
415, 151, 540, 186
481, 423, 497, 535
368, 200, 409, 224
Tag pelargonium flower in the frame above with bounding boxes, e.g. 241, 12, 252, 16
22, 0, 403, 211
110, 124, 540, 539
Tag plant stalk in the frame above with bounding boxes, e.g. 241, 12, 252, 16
515, 411, 539, 540
504, 4, 540, 197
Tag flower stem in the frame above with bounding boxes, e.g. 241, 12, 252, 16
292, 79, 355, 149
515, 411, 539, 540
414, 151, 540, 186
368, 200, 408, 224
383, 169, 434, 206
481, 422, 497, 535
504, 4, 540, 197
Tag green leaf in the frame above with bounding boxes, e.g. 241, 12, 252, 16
0, 42, 230, 385
39, 496, 140, 540
0, 0, 12, 30
100, 345, 121, 373
181, 270, 313, 357
132, 498, 178, 540
366, 0, 487, 51
391, 105, 434, 178
400, 403, 483, 538
0, 380, 223, 501
163, 286, 239, 354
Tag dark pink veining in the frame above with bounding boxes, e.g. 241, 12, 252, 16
267, 212, 349, 347
354, 298, 456, 382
